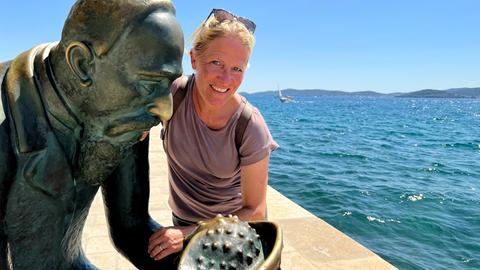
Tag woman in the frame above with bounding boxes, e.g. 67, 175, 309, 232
148, 8, 278, 261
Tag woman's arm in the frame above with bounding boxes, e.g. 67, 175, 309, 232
232, 155, 270, 221
148, 155, 271, 260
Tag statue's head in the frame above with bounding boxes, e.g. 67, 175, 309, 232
52, 0, 184, 185
57, 0, 183, 131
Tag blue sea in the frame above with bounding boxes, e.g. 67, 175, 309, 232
247, 95, 480, 270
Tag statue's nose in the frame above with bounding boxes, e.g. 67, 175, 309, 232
148, 93, 173, 123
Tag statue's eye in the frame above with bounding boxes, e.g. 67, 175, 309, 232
136, 79, 170, 97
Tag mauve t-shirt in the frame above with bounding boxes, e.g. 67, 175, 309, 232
164, 75, 278, 222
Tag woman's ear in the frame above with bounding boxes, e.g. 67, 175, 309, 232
189, 49, 196, 70
65, 41, 95, 87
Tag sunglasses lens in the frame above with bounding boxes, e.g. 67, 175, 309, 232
213, 9, 231, 21
239, 19, 256, 33
211, 9, 256, 33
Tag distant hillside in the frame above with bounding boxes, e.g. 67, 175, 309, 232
446, 88, 480, 98
395, 88, 480, 98
244, 87, 480, 98
395, 89, 464, 98
246, 89, 386, 97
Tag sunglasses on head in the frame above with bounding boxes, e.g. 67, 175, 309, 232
205, 8, 256, 34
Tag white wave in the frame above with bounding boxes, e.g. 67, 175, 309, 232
408, 194, 424, 202
367, 216, 385, 223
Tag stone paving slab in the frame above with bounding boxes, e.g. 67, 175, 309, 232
82, 126, 397, 269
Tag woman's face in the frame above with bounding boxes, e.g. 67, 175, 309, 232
191, 36, 250, 109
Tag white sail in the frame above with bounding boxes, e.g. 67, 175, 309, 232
277, 86, 294, 103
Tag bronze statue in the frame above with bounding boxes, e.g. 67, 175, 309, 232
0, 0, 183, 269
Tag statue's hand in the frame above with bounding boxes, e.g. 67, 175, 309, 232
148, 225, 196, 261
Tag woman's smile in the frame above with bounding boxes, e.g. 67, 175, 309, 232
210, 84, 229, 93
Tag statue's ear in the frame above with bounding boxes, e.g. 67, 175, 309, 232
65, 41, 95, 87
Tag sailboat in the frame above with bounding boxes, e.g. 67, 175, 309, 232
278, 87, 294, 103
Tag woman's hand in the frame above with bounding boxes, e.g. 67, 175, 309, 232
148, 225, 196, 260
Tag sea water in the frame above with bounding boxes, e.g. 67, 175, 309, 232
247, 95, 480, 270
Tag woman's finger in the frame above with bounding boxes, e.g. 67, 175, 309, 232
150, 242, 167, 258
154, 242, 183, 260
148, 237, 166, 254
148, 230, 166, 253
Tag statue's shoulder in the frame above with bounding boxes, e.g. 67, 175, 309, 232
2, 44, 54, 153
0, 60, 12, 83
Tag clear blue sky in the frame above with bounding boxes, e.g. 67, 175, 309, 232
1, 0, 479, 93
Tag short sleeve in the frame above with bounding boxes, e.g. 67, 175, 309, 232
239, 107, 279, 166
170, 75, 190, 96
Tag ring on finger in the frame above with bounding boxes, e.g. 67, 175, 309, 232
159, 244, 166, 251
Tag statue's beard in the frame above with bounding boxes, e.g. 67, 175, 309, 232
74, 137, 132, 186
73, 113, 160, 186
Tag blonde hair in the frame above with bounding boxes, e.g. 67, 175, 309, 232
190, 15, 255, 57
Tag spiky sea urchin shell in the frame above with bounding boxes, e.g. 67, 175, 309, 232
179, 214, 265, 270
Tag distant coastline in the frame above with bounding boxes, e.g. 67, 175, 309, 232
243, 87, 480, 99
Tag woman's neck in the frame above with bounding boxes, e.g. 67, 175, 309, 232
192, 83, 241, 129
